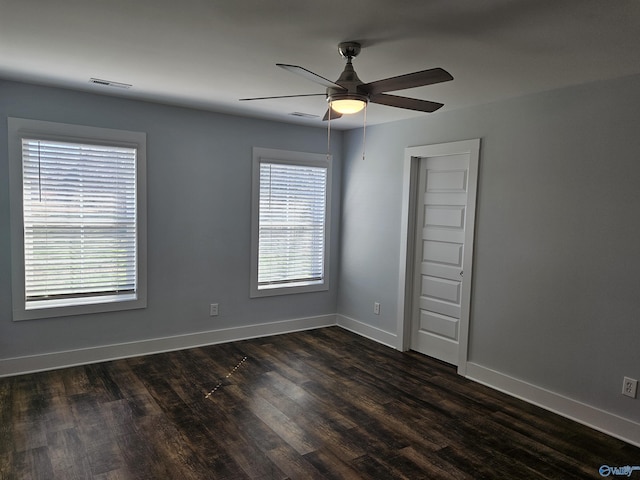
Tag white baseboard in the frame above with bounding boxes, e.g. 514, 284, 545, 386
336, 314, 398, 348
465, 362, 640, 448
0, 314, 337, 377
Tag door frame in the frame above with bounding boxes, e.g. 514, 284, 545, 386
396, 138, 480, 376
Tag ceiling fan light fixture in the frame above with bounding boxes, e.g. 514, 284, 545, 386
330, 98, 366, 114
328, 92, 368, 114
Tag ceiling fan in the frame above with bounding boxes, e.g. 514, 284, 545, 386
240, 42, 453, 120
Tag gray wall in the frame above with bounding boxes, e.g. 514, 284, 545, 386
0, 80, 342, 359
2, 73, 639, 431
337, 73, 640, 424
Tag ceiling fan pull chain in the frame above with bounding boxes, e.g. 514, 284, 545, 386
362, 103, 367, 161
327, 107, 332, 159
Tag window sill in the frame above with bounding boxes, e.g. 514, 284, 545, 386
250, 280, 329, 298
14, 294, 146, 321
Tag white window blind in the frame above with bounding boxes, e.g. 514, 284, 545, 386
21, 138, 138, 307
258, 161, 327, 288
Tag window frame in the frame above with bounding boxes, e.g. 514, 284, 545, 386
8, 117, 147, 321
250, 147, 332, 298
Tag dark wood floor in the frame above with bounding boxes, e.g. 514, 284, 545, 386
0, 327, 637, 479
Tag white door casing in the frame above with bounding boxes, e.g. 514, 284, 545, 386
397, 139, 480, 375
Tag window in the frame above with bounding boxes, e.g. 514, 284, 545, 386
8, 118, 147, 320
250, 148, 332, 297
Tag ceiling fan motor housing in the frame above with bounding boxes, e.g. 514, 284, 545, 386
327, 91, 368, 104
329, 43, 368, 105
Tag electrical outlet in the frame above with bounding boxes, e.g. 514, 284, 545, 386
622, 377, 638, 398
209, 303, 219, 317
373, 302, 380, 315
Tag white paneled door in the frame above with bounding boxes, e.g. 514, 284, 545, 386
407, 140, 479, 368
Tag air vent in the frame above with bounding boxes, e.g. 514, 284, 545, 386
89, 78, 132, 89
289, 112, 319, 119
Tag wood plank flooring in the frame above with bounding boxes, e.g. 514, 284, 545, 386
1, 327, 638, 479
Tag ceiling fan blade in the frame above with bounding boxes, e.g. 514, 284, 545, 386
359, 67, 453, 95
277, 64, 346, 90
322, 108, 343, 121
370, 93, 444, 113
239, 93, 326, 101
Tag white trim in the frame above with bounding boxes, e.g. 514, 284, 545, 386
397, 154, 419, 352
466, 362, 640, 448
398, 139, 480, 376
0, 314, 336, 377
336, 314, 398, 349
8, 117, 147, 321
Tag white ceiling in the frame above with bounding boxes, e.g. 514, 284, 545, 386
2, 0, 640, 129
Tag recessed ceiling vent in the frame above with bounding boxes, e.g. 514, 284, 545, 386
289, 112, 319, 118
89, 78, 132, 89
